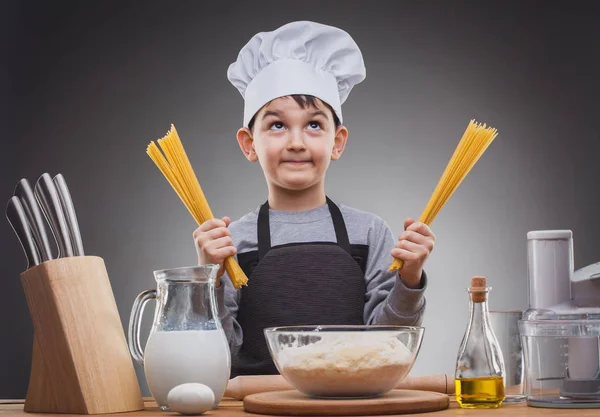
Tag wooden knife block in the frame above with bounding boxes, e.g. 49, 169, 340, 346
20, 256, 145, 414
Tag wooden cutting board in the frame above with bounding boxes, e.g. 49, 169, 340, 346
243, 389, 450, 416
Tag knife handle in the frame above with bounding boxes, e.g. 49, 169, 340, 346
14, 179, 54, 261
34, 173, 73, 258
6, 196, 41, 269
53, 174, 84, 256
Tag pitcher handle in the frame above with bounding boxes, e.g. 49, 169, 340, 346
128, 289, 157, 366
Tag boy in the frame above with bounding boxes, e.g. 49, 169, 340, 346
194, 21, 435, 377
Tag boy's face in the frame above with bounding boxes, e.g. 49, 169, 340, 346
237, 97, 348, 192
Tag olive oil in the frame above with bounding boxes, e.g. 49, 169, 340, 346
455, 376, 505, 408
455, 277, 507, 409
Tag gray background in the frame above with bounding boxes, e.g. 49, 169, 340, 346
2, 0, 599, 398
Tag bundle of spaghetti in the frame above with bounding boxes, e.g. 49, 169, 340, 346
389, 119, 498, 272
147, 124, 248, 288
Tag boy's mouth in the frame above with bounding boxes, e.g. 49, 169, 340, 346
281, 160, 312, 166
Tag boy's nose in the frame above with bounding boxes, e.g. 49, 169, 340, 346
286, 129, 306, 150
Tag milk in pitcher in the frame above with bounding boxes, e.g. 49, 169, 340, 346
144, 329, 231, 409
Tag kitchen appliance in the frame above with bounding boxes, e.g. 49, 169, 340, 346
519, 230, 600, 408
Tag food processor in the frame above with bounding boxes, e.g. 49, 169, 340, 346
519, 230, 600, 408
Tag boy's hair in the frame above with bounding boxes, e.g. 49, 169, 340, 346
248, 94, 341, 131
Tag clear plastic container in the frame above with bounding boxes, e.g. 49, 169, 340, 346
519, 313, 600, 408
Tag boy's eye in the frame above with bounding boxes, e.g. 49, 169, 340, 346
269, 122, 285, 131
307, 121, 322, 130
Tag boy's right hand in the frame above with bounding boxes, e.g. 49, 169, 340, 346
193, 216, 237, 285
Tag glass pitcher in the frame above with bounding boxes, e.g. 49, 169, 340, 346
128, 265, 231, 411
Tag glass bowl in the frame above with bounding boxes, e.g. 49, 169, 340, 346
264, 325, 424, 398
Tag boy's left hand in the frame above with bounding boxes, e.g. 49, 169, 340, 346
391, 218, 435, 289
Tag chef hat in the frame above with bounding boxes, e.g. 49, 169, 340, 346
227, 21, 366, 127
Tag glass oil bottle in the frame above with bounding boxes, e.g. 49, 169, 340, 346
455, 276, 506, 408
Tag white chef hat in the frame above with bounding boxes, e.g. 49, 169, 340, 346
227, 21, 366, 127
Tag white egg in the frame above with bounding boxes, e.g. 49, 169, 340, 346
167, 383, 215, 415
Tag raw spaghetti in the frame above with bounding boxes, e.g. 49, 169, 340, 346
147, 124, 248, 288
389, 119, 498, 272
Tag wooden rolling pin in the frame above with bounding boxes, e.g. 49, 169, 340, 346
225, 374, 455, 400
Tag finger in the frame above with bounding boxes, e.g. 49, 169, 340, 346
208, 246, 237, 261
195, 218, 227, 235
205, 226, 232, 240
396, 239, 430, 257
194, 228, 232, 249
205, 235, 235, 251
399, 231, 435, 252
193, 225, 203, 239
406, 221, 434, 238
398, 230, 429, 245
222, 216, 231, 227
404, 218, 415, 231
406, 221, 433, 238
391, 247, 421, 262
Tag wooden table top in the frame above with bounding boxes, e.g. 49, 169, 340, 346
0, 397, 598, 417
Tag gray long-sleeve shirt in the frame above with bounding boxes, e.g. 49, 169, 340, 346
215, 202, 427, 357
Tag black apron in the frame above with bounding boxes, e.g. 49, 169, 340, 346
231, 197, 367, 377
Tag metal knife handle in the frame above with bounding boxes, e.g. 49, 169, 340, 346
6, 196, 41, 269
34, 173, 74, 258
53, 174, 85, 256
14, 179, 54, 261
